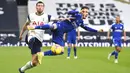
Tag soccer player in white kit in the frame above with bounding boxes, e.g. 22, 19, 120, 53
19, 1, 54, 73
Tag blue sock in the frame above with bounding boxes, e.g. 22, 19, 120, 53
111, 51, 115, 56
35, 24, 53, 30
74, 47, 77, 56
67, 47, 71, 57
115, 51, 119, 59
43, 50, 54, 56
43, 50, 64, 56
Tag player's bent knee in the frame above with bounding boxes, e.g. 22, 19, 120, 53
68, 44, 72, 48
73, 46, 76, 48
51, 45, 64, 55
32, 60, 38, 66
118, 49, 121, 52
116, 47, 121, 52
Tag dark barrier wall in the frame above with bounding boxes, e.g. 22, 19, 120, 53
0, 0, 19, 45
0, 0, 19, 31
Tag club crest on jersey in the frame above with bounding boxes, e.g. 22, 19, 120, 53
120, 27, 122, 29
32, 21, 44, 26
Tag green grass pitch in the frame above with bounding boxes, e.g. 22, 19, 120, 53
0, 47, 130, 73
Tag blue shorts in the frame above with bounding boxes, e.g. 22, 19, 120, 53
67, 36, 76, 44
28, 37, 42, 54
113, 39, 122, 47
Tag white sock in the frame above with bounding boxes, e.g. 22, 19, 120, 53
21, 61, 33, 72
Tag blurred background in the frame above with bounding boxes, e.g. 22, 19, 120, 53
0, 0, 130, 47
0, 1, 130, 73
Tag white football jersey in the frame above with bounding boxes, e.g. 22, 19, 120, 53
27, 13, 53, 42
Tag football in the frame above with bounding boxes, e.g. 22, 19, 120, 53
51, 45, 62, 54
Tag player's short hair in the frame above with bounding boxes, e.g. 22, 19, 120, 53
115, 15, 122, 23
36, 1, 45, 6
81, 6, 89, 10
116, 15, 120, 17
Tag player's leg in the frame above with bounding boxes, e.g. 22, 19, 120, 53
43, 44, 64, 56
108, 39, 117, 60
72, 38, 77, 59
35, 23, 58, 30
73, 39, 78, 59
114, 40, 122, 63
67, 36, 72, 59
67, 43, 72, 59
108, 50, 116, 60
19, 54, 39, 73
42, 24, 64, 56
29, 37, 43, 65
73, 44, 77, 59
113, 46, 121, 63
108, 39, 121, 63
19, 37, 42, 73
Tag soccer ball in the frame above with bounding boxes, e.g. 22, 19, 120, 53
51, 45, 62, 55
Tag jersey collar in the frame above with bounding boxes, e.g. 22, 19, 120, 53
35, 12, 44, 16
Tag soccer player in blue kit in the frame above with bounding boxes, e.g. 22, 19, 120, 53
107, 15, 126, 63
28, 7, 103, 60
64, 28, 80, 59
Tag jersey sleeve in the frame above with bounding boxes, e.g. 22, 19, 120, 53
50, 16, 56, 20
80, 24, 98, 32
26, 15, 31, 23
122, 23, 124, 30
48, 15, 56, 22
68, 10, 79, 15
110, 23, 114, 30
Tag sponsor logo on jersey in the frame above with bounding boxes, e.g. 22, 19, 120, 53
32, 21, 44, 26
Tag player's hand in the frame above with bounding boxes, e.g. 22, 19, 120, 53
98, 29, 103, 32
107, 36, 111, 40
19, 36, 22, 40
27, 25, 35, 30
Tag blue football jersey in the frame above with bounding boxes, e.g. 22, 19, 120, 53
111, 23, 124, 39
35, 10, 98, 46
68, 29, 76, 37
51, 12, 84, 46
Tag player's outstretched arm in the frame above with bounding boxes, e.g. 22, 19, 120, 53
123, 29, 126, 41
80, 24, 103, 32
35, 24, 53, 29
27, 23, 57, 30
107, 29, 111, 40
77, 28, 80, 40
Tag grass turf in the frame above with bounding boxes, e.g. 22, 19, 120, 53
0, 47, 130, 73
